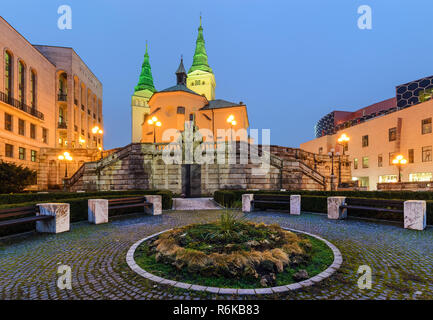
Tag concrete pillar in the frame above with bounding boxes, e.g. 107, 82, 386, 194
327, 197, 347, 220
290, 195, 301, 215
36, 203, 70, 233
88, 199, 108, 224
242, 194, 254, 212
145, 195, 162, 215
404, 200, 426, 230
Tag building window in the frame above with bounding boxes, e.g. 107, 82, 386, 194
18, 61, 25, 104
59, 107, 65, 124
409, 172, 432, 182
318, 147, 323, 154
31, 150, 37, 162
195, 80, 200, 85
30, 124, 36, 139
422, 146, 432, 162
389, 127, 397, 141
42, 128, 48, 144
354, 158, 358, 169
4, 51, 12, 98
5, 144, 13, 158
5, 113, 13, 131
30, 70, 36, 107
177, 106, 185, 114
379, 175, 398, 183
422, 118, 432, 135
389, 152, 396, 165
362, 135, 369, 147
18, 119, 25, 136
408, 149, 414, 163
378, 154, 383, 167
19, 147, 26, 160
362, 156, 369, 168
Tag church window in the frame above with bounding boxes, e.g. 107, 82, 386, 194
195, 80, 200, 85
190, 82, 194, 86
177, 106, 185, 114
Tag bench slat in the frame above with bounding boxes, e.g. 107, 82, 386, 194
0, 210, 37, 220
0, 206, 37, 214
252, 200, 290, 204
108, 197, 146, 203
341, 205, 403, 213
0, 215, 53, 228
109, 203, 152, 210
346, 198, 403, 208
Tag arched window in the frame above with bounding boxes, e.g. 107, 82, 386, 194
4, 51, 12, 99
30, 69, 36, 107
58, 72, 67, 100
18, 60, 25, 104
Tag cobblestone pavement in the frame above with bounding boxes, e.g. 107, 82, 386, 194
0, 210, 432, 300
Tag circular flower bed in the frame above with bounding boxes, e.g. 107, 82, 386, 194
133, 213, 335, 289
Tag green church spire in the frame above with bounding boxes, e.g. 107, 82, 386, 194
188, 16, 213, 74
135, 42, 156, 92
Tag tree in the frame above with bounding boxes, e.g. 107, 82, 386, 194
0, 161, 37, 193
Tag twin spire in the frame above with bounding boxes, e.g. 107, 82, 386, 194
135, 16, 212, 92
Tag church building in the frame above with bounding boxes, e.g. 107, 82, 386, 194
131, 18, 249, 144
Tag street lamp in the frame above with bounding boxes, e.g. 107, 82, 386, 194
226, 114, 236, 141
328, 148, 340, 191
58, 151, 73, 178
147, 116, 162, 143
92, 126, 104, 159
392, 154, 407, 183
337, 133, 350, 155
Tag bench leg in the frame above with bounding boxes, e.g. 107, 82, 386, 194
327, 197, 347, 220
88, 199, 109, 224
404, 200, 426, 230
145, 195, 162, 215
36, 203, 70, 234
242, 194, 254, 213
290, 195, 301, 215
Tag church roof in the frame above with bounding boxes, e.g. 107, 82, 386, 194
200, 99, 244, 110
188, 16, 213, 74
135, 43, 156, 93
176, 57, 187, 74
159, 84, 202, 96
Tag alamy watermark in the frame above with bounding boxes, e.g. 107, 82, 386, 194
57, 5, 72, 30
57, 264, 72, 290
357, 265, 372, 289
357, 5, 372, 30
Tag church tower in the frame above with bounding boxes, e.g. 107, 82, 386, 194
187, 16, 216, 100
131, 42, 156, 142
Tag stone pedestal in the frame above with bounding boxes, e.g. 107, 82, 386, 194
242, 194, 254, 212
404, 200, 426, 230
36, 203, 70, 233
145, 195, 162, 215
327, 197, 347, 220
88, 199, 109, 224
290, 195, 301, 215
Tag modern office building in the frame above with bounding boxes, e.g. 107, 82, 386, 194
0, 16, 103, 189
301, 75, 433, 190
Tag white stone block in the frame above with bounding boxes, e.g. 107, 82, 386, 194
36, 203, 70, 234
327, 197, 347, 220
88, 199, 108, 224
404, 200, 426, 231
242, 194, 254, 212
145, 195, 162, 215
290, 195, 301, 215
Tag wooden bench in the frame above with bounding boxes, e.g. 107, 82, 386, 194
340, 198, 404, 214
108, 196, 153, 212
0, 205, 53, 228
251, 194, 292, 210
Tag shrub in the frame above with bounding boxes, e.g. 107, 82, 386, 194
0, 161, 36, 193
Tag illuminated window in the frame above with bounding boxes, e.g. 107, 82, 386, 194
4, 51, 12, 98
42, 128, 48, 144
362, 156, 369, 168
318, 147, 323, 154
409, 172, 432, 182
408, 149, 414, 163
378, 154, 383, 167
19, 147, 26, 160
353, 158, 358, 169
379, 175, 398, 183
422, 118, 432, 135
389, 152, 396, 165
422, 146, 432, 162
362, 135, 368, 147
389, 127, 397, 141
31, 150, 37, 162
30, 70, 36, 107
18, 61, 25, 104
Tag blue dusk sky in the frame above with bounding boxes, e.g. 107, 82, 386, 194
2, 0, 433, 149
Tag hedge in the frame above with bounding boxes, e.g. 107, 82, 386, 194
0, 190, 173, 237
214, 190, 433, 225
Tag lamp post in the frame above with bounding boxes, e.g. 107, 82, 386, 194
226, 114, 236, 142
328, 148, 339, 191
92, 126, 104, 159
147, 116, 162, 143
337, 133, 350, 155
58, 151, 73, 179
392, 154, 407, 183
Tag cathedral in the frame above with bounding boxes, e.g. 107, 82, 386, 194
131, 18, 249, 144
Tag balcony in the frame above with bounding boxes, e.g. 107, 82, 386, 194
0, 91, 44, 120
58, 93, 67, 102
74, 98, 78, 105
58, 121, 67, 129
